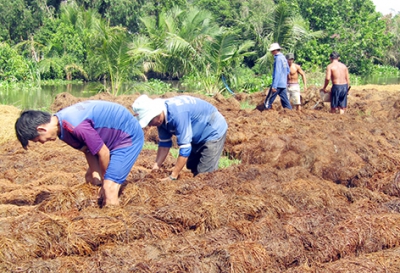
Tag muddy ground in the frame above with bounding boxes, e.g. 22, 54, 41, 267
1, 85, 400, 272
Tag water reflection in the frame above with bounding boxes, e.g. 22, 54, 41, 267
0, 82, 99, 110
1, 76, 399, 110
360, 76, 400, 85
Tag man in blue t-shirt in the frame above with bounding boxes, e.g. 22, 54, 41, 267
264, 42, 292, 110
15, 100, 144, 206
132, 95, 228, 180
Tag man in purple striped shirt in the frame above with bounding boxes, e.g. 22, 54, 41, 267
15, 100, 144, 207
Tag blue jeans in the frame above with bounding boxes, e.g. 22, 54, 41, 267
186, 131, 227, 176
264, 87, 292, 109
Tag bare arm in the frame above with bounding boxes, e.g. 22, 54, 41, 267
321, 66, 331, 92
97, 144, 110, 179
155, 147, 188, 180
170, 155, 188, 179
84, 144, 110, 186
153, 146, 170, 170
345, 67, 350, 87
297, 65, 307, 90
84, 148, 102, 185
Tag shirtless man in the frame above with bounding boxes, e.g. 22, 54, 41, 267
321, 52, 350, 114
286, 53, 307, 111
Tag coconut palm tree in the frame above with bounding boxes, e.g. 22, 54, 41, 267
88, 20, 130, 95
256, 1, 324, 69
126, 35, 163, 81
139, 6, 257, 94
202, 30, 255, 94
139, 6, 220, 79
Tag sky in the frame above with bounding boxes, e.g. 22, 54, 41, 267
372, 0, 400, 15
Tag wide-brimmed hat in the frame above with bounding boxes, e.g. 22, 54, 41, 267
268, 43, 281, 52
132, 95, 165, 128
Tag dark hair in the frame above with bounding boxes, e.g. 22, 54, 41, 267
330, 52, 340, 59
15, 110, 51, 149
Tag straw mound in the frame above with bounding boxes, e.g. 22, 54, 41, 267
1, 84, 400, 272
0, 105, 20, 145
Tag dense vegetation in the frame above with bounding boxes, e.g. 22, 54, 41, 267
0, 0, 399, 95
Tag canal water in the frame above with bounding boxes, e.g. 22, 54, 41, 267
1, 76, 399, 110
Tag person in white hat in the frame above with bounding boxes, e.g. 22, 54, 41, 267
264, 43, 292, 110
132, 95, 228, 180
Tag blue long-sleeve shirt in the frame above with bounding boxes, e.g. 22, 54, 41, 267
271, 52, 289, 89
157, 96, 228, 157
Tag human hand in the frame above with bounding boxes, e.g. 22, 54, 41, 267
152, 163, 160, 170
320, 88, 327, 93
85, 168, 102, 186
271, 88, 277, 93
160, 175, 178, 182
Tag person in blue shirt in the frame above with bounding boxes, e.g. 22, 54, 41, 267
14, 100, 144, 207
264, 43, 292, 110
132, 95, 228, 180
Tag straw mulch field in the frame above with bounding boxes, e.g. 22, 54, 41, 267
1, 85, 400, 272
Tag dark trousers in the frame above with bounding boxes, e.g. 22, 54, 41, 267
264, 87, 292, 109
186, 132, 227, 176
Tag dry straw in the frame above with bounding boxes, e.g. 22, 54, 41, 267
0, 105, 20, 145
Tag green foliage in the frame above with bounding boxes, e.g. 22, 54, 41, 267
296, 0, 392, 75
142, 142, 158, 151
25, 3, 93, 80
0, 0, 399, 90
127, 35, 161, 80
130, 79, 178, 95
218, 154, 241, 169
370, 64, 400, 76
240, 100, 256, 110
88, 22, 131, 95
74, 0, 187, 33
223, 66, 272, 94
0, 43, 32, 81
34, 2, 143, 93
181, 66, 271, 95
139, 6, 221, 79
384, 14, 400, 68
180, 74, 210, 93
0, 0, 52, 44
199, 30, 255, 94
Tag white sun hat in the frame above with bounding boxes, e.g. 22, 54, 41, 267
268, 43, 281, 52
132, 95, 165, 128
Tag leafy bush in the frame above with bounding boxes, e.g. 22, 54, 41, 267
369, 64, 400, 76
129, 79, 178, 95
0, 43, 32, 81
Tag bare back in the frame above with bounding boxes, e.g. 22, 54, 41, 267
326, 60, 349, 85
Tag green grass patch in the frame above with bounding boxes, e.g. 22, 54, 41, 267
240, 100, 256, 110
218, 153, 241, 168
143, 141, 241, 169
